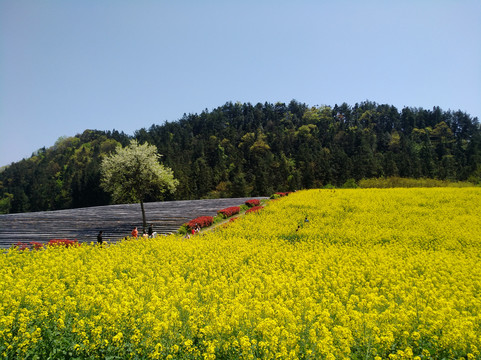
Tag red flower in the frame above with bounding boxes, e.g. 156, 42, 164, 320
245, 199, 260, 207
30, 242, 44, 250
217, 206, 240, 218
48, 239, 79, 248
187, 216, 214, 230
15, 242, 29, 251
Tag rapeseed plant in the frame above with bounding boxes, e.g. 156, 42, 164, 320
0, 188, 480, 359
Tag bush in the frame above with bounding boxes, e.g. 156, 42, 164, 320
342, 178, 358, 189
245, 199, 260, 207
177, 224, 189, 235
217, 206, 241, 218
213, 214, 224, 225
30, 242, 44, 250
270, 192, 291, 199
187, 216, 214, 230
47, 239, 79, 248
14, 242, 30, 251
13, 241, 46, 251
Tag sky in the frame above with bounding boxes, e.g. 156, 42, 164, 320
1, 0, 480, 167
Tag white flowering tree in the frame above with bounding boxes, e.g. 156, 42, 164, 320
100, 140, 178, 231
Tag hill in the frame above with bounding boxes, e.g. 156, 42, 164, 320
1, 100, 480, 213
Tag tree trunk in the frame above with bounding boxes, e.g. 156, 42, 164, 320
140, 200, 147, 232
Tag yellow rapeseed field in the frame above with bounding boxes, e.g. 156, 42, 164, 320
1, 188, 481, 359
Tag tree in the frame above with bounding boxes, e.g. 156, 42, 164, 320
0, 181, 13, 214
100, 140, 178, 230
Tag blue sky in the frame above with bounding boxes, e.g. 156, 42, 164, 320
1, 0, 480, 167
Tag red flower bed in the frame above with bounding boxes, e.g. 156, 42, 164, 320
14, 241, 45, 251
245, 199, 260, 207
245, 205, 264, 214
187, 216, 214, 230
217, 206, 240, 218
275, 192, 291, 197
47, 239, 79, 248
30, 241, 44, 250
14, 242, 30, 251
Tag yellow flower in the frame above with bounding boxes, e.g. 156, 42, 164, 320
422, 349, 431, 357
112, 332, 123, 343
1, 188, 480, 358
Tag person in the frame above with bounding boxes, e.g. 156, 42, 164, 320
148, 224, 153, 238
97, 231, 103, 245
304, 216, 309, 222
131, 227, 138, 238
142, 229, 148, 238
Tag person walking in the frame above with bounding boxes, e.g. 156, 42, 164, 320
97, 231, 103, 245
131, 227, 138, 238
148, 224, 153, 238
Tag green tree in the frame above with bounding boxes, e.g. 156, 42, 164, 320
100, 140, 179, 230
0, 181, 13, 214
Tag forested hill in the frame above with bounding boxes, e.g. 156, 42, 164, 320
1, 100, 480, 214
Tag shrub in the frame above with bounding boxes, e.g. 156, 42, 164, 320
177, 224, 189, 235
187, 216, 214, 230
342, 178, 358, 189
245, 199, 260, 207
14, 242, 30, 251
47, 239, 79, 248
13, 241, 45, 251
30, 242, 44, 250
270, 192, 291, 199
213, 214, 224, 224
217, 206, 240, 218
